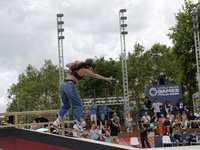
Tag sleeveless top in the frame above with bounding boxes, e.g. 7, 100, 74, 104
70, 70, 84, 80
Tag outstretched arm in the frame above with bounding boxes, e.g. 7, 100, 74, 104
84, 69, 115, 83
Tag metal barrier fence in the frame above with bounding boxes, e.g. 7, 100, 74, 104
0, 110, 73, 136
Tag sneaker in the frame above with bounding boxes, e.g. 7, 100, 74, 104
53, 113, 62, 127
189, 126, 191, 128
53, 118, 61, 127
73, 123, 83, 131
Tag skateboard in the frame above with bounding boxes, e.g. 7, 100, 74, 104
51, 126, 89, 137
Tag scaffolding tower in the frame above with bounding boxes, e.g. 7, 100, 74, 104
57, 14, 65, 85
56, 14, 69, 120
119, 9, 130, 123
191, 4, 200, 111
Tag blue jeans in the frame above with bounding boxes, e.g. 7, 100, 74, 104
58, 81, 83, 124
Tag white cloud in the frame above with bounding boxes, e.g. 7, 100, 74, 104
0, 0, 192, 113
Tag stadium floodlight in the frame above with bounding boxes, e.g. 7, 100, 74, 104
120, 16, 127, 20
58, 28, 64, 32
120, 9, 126, 13
58, 36, 65, 39
58, 21, 64, 25
121, 31, 128, 35
121, 24, 127, 28
57, 14, 64, 17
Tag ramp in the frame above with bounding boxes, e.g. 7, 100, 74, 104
0, 128, 134, 150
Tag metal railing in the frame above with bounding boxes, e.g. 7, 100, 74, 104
0, 110, 73, 136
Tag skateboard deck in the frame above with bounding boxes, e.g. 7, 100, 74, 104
51, 126, 89, 135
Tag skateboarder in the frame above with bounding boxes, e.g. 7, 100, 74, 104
53, 59, 115, 131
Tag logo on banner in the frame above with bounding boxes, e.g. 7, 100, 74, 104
149, 85, 180, 97
149, 87, 157, 97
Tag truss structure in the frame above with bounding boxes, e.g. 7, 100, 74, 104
191, 4, 200, 111
119, 9, 130, 123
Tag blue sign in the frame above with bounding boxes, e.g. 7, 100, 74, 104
145, 84, 182, 110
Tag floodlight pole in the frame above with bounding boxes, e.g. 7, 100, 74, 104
57, 14, 69, 121
191, 4, 200, 111
119, 9, 130, 124
57, 14, 65, 86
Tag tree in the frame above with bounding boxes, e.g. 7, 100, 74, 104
7, 60, 60, 112
76, 56, 123, 99
168, 0, 197, 104
128, 43, 179, 109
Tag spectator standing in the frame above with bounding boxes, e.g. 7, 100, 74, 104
100, 114, 107, 129
175, 99, 186, 115
108, 117, 119, 144
165, 100, 173, 114
7, 109, 14, 124
137, 118, 151, 148
139, 96, 152, 118
164, 117, 171, 135
89, 124, 99, 140
89, 101, 97, 127
142, 111, 151, 125
100, 102, 114, 120
172, 127, 186, 146
152, 98, 163, 118
126, 113, 133, 132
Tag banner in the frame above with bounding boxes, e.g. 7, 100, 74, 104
145, 84, 182, 110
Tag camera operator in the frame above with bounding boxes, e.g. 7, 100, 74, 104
172, 127, 186, 146
172, 119, 183, 133
137, 118, 151, 148
108, 118, 119, 144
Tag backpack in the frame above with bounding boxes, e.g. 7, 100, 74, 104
189, 134, 197, 145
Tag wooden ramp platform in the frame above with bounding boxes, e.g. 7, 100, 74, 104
0, 128, 135, 150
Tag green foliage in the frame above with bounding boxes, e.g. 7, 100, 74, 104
128, 43, 179, 109
7, 60, 60, 112
168, 0, 198, 104
76, 56, 123, 98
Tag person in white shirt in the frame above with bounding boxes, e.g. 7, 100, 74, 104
30, 120, 38, 130
194, 109, 200, 123
142, 112, 151, 125
167, 110, 174, 124
152, 98, 163, 118
89, 124, 99, 140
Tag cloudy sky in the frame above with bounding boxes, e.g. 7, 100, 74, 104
0, 0, 196, 113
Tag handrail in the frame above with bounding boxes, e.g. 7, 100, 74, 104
0, 110, 59, 116
0, 110, 73, 136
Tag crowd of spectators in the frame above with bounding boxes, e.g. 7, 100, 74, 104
138, 96, 200, 146
87, 100, 121, 144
